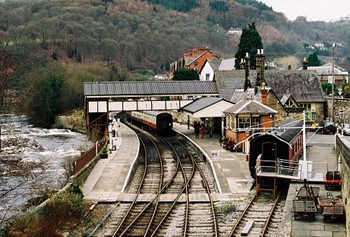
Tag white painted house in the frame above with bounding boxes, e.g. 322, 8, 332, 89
200, 58, 235, 81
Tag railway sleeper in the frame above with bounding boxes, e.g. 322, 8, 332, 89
241, 219, 254, 236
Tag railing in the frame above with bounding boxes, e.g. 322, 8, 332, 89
336, 135, 350, 168
256, 157, 302, 179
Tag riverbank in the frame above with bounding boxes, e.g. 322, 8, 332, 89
55, 109, 86, 133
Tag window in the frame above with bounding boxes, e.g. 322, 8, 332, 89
300, 103, 311, 111
238, 117, 260, 129
251, 117, 260, 128
206, 73, 210, 81
238, 118, 250, 128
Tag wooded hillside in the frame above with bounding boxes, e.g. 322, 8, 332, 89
1, 0, 350, 72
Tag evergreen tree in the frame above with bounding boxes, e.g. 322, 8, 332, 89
172, 68, 199, 80
307, 52, 321, 66
234, 23, 263, 70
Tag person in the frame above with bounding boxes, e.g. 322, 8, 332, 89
178, 116, 182, 126
200, 123, 205, 138
194, 121, 200, 138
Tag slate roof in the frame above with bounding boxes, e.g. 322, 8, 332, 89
265, 70, 325, 103
215, 69, 326, 103
223, 98, 277, 115
301, 63, 348, 75
207, 59, 221, 72
84, 81, 219, 97
215, 70, 246, 100
218, 58, 235, 70
231, 88, 258, 103
180, 97, 224, 113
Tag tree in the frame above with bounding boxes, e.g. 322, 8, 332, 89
321, 82, 338, 96
342, 83, 350, 98
0, 49, 20, 109
307, 52, 321, 66
26, 63, 65, 127
172, 68, 199, 80
0, 118, 48, 227
234, 22, 263, 70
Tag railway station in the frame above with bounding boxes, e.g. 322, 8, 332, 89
82, 118, 346, 236
81, 79, 347, 236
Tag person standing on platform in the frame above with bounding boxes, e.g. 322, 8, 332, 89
194, 121, 200, 138
200, 122, 205, 138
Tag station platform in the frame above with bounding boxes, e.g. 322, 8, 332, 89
172, 123, 253, 199
82, 121, 253, 202
82, 122, 139, 201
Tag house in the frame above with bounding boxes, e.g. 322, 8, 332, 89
169, 47, 219, 79
227, 27, 242, 35
230, 87, 288, 125
263, 70, 326, 122
279, 94, 305, 121
301, 62, 349, 90
223, 87, 277, 152
215, 69, 326, 122
200, 59, 221, 81
199, 58, 235, 81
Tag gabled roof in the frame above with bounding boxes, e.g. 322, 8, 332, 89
215, 69, 326, 103
180, 97, 235, 118
181, 97, 224, 113
264, 70, 325, 103
84, 80, 219, 97
280, 94, 293, 105
207, 58, 221, 71
215, 70, 246, 100
184, 50, 208, 65
223, 98, 277, 115
230, 88, 256, 103
218, 58, 235, 71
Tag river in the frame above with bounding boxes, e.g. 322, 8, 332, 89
0, 114, 92, 226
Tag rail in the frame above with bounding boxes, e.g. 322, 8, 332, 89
255, 157, 301, 179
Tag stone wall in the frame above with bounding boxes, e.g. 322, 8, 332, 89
327, 97, 350, 123
336, 135, 350, 235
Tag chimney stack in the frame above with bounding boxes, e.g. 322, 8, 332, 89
261, 82, 267, 105
256, 48, 265, 85
302, 57, 308, 70
243, 53, 250, 81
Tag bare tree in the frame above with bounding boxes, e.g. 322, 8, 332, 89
0, 117, 49, 227
0, 49, 20, 108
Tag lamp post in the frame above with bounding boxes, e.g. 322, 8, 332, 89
331, 44, 335, 122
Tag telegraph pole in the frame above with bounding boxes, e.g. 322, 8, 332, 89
331, 44, 335, 122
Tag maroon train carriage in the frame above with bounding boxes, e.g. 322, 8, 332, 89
249, 120, 304, 179
128, 111, 173, 136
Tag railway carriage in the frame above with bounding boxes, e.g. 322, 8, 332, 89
249, 120, 304, 179
128, 111, 173, 135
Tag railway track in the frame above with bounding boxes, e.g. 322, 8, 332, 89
86, 125, 219, 237
228, 193, 285, 237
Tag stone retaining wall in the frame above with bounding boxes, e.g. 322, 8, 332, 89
336, 135, 350, 235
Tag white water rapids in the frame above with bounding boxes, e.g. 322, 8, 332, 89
0, 114, 92, 226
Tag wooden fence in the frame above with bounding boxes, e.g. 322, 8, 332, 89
72, 139, 106, 174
